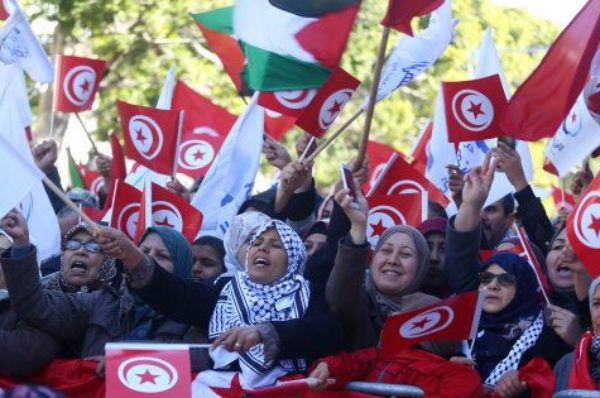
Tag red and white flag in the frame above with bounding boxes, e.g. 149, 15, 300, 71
552, 185, 576, 214
136, 182, 203, 243
263, 109, 296, 141
78, 166, 104, 198
171, 80, 236, 178
442, 74, 508, 143
117, 100, 183, 176
54, 55, 106, 113
258, 88, 318, 118
363, 140, 404, 194
105, 343, 191, 398
409, 121, 433, 175
102, 132, 129, 212
380, 0, 444, 36
500, 0, 600, 141
109, 180, 142, 241
567, 172, 600, 277
514, 226, 552, 301
380, 290, 485, 358
0, 0, 16, 21
296, 68, 360, 138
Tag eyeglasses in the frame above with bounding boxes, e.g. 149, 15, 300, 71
479, 271, 516, 287
64, 239, 102, 253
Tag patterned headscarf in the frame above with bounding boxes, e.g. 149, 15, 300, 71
222, 211, 271, 275
43, 223, 117, 293
209, 219, 310, 387
364, 225, 430, 328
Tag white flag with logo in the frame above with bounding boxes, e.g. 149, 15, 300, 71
191, 93, 263, 239
0, 65, 60, 261
0, 6, 53, 83
364, 0, 457, 108
544, 93, 600, 177
456, 28, 533, 206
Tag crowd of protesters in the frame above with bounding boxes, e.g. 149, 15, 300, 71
0, 130, 598, 398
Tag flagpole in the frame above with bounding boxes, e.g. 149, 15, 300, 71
108, 179, 119, 228
366, 152, 398, 198
172, 110, 184, 180
307, 109, 364, 162
298, 136, 316, 162
48, 55, 58, 139
355, 27, 391, 170
513, 225, 552, 305
42, 175, 99, 232
75, 113, 100, 155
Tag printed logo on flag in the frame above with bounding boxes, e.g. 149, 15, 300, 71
399, 305, 455, 339
573, 191, 600, 249
89, 175, 104, 197
318, 89, 354, 130
178, 127, 218, 171
561, 104, 583, 137
63, 66, 97, 107
367, 205, 406, 247
151, 201, 183, 231
129, 115, 164, 160
275, 89, 317, 110
117, 356, 179, 393
451, 89, 495, 132
116, 203, 140, 240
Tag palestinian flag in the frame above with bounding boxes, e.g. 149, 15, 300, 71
67, 148, 85, 189
191, 7, 250, 95
233, 0, 360, 91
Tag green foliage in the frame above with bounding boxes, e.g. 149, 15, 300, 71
23, 0, 561, 193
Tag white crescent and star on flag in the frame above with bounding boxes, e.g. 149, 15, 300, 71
318, 89, 353, 130
451, 89, 495, 132
63, 65, 96, 106
151, 201, 183, 232
574, 191, 600, 250
178, 126, 219, 171
117, 203, 140, 240
367, 205, 405, 247
399, 306, 454, 339
117, 356, 179, 393
129, 115, 164, 160
275, 89, 317, 110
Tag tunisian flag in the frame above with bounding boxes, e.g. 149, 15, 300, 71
380, 290, 485, 358
136, 182, 203, 243
363, 140, 404, 195
117, 100, 183, 176
296, 67, 361, 138
409, 121, 433, 175
442, 74, 508, 143
258, 88, 318, 118
171, 80, 236, 178
109, 180, 142, 241
380, 0, 444, 36
105, 343, 191, 398
552, 185, 576, 214
54, 55, 106, 113
566, 172, 600, 277
500, 0, 600, 141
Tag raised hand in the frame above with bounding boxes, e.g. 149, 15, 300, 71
262, 135, 292, 170
32, 140, 58, 173
95, 153, 112, 178
279, 160, 313, 195
462, 152, 497, 209
0, 208, 29, 247
334, 184, 368, 245
447, 165, 464, 207
570, 161, 594, 202
492, 142, 528, 192
167, 178, 191, 202
308, 362, 335, 390
95, 227, 144, 270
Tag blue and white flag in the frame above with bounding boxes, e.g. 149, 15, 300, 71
191, 93, 264, 239
364, 0, 457, 109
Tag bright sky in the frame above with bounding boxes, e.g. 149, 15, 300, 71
491, 0, 587, 27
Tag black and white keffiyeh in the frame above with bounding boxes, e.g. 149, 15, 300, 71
208, 219, 310, 387
484, 311, 544, 385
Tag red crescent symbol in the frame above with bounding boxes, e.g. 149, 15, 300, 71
275, 89, 318, 110
386, 179, 426, 196
399, 306, 454, 338
367, 205, 405, 246
574, 191, 600, 249
90, 176, 104, 197
117, 203, 140, 240
318, 89, 353, 130
178, 139, 215, 171
118, 357, 178, 393
129, 115, 163, 160
63, 66, 96, 106
451, 90, 493, 132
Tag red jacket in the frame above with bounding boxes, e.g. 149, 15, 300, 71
315, 347, 484, 398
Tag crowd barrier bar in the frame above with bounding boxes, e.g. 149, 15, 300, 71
554, 390, 600, 398
344, 381, 425, 397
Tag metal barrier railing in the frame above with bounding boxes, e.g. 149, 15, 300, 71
344, 381, 425, 397
554, 390, 600, 398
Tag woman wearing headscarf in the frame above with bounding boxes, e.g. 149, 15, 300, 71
98, 218, 342, 389
309, 185, 481, 397
42, 223, 118, 293
191, 235, 226, 282
0, 211, 205, 368
222, 211, 270, 276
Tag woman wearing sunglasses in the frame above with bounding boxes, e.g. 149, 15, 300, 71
445, 156, 571, 396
